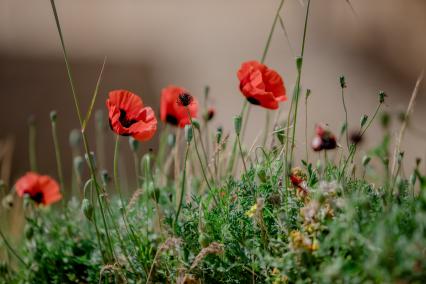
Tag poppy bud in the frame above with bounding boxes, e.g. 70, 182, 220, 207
378, 91, 386, 103
216, 127, 223, 144
50, 110, 57, 122
129, 137, 140, 153
191, 119, 201, 130
360, 115, 368, 128
69, 129, 82, 149
380, 112, 390, 129
177, 93, 193, 107
275, 127, 285, 145
100, 169, 110, 185
73, 156, 84, 178
1, 194, 13, 210
234, 115, 242, 136
167, 133, 176, 147
85, 152, 97, 170
362, 156, 371, 167
397, 151, 404, 164
81, 198, 94, 221
339, 76, 347, 88
416, 158, 421, 167
306, 89, 312, 99
185, 125, 193, 143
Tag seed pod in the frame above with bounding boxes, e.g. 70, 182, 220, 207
81, 198, 94, 221
339, 76, 347, 88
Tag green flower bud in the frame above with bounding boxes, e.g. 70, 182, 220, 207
85, 152, 97, 170
69, 129, 82, 149
129, 137, 140, 152
378, 91, 386, 103
362, 156, 371, 167
50, 110, 57, 122
360, 115, 368, 128
167, 133, 176, 147
73, 156, 84, 177
185, 125, 193, 143
191, 119, 201, 130
81, 198, 94, 221
339, 76, 347, 88
216, 127, 223, 144
100, 170, 110, 185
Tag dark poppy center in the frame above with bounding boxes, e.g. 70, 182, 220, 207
247, 97, 260, 105
119, 109, 138, 128
31, 191, 44, 204
166, 114, 178, 126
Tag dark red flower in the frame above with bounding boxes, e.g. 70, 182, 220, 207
106, 90, 157, 141
15, 172, 62, 206
311, 124, 337, 151
161, 85, 198, 128
237, 61, 287, 110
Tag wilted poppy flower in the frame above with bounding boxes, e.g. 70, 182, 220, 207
237, 61, 286, 110
161, 85, 198, 127
15, 172, 62, 206
311, 124, 337, 151
349, 131, 363, 145
203, 107, 215, 122
106, 90, 157, 141
289, 167, 308, 198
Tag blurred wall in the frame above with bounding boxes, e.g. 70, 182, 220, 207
1, 0, 425, 184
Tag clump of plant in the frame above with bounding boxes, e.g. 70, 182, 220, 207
1, 0, 425, 283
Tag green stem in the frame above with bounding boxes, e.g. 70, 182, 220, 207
51, 120, 65, 196
174, 142, 190, 230
114, 135, 124, 203
341, 86, 349, 149
186, 109, 212, 191
289, 0, 311, 165
0, 229, 28, 268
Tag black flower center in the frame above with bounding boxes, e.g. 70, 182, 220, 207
247, 97, 260, 105
166, 114, 178, 126
177, 93, 193, 107
119, 109, 138, 128
31, 192, 44, 204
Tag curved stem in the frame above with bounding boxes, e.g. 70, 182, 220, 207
0, 229, 28, 268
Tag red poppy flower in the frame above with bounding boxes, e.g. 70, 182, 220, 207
237, 60, 287, 110
204, 107, 215, 121
160, 85, 198, 128
15, 172, 62, 206
106, 90, 157, 141
311, 124, 337, 151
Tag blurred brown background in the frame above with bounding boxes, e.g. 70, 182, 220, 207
1, 0, 426, 187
